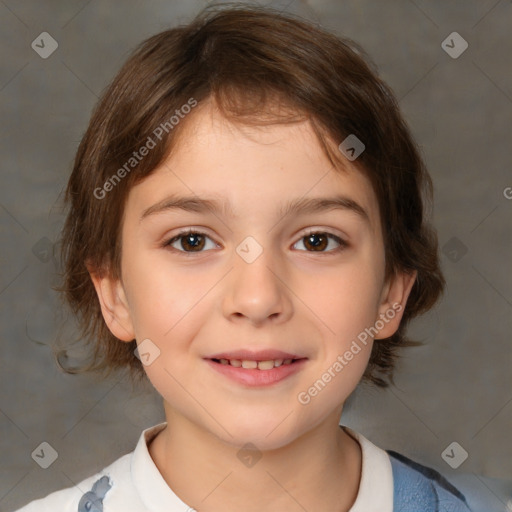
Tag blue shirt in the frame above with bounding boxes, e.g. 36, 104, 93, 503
388, 450, 472, 511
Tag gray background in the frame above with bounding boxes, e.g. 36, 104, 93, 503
1, 1, 511, 511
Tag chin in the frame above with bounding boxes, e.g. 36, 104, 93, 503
209, 415, 303, 451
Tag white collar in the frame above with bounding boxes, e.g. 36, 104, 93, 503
342, 426, 394, 512
131, 422, 190, 510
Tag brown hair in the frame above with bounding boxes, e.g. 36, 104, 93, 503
58, 2, 445, 388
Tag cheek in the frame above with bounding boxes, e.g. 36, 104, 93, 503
319, 261, 383, 341
304, 254, 383, 393
122, 252, 210, 339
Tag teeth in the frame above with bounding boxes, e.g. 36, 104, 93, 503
215, 358, 296, 369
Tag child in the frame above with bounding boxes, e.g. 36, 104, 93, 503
15, 3, 473, 511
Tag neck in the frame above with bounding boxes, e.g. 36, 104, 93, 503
148, 406, 362, 512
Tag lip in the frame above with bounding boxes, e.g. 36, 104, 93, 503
207, 349, 303, 361
205, 357, 308, 387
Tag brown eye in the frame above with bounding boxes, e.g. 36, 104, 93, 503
179, 232, 205, 251
304, 233, 328, 251
294, 232, 346, 253
164, 230, 216, 253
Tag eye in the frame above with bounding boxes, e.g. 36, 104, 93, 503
163, 229, 218, 253
293, 231, 347, 253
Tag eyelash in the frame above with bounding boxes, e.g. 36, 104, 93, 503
162, 228, 348, 256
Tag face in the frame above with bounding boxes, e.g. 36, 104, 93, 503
94, 101, 414, 450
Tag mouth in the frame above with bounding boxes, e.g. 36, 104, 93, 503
205, 350, 308, 387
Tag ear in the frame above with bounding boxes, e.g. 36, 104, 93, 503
374, 269, 417, 340
88, 265, 135, 342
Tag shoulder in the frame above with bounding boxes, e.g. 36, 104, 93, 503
11, 452, 138, 512
387, 450, 472, 512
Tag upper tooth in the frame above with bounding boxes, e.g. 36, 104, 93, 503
220, 358, 229, 365
230, 359, 242, 367
257, 360, 275, 370
283, 359, 293, 365
274, 359, 284, 367
241, 360, 258, 369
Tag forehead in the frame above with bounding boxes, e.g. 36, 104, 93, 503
127, 102, 381, 234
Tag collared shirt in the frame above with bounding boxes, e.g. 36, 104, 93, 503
13, 422, 470, 511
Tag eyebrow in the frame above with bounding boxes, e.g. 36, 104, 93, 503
140, 194, 370, 225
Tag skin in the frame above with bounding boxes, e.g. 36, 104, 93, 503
91, 100, 416, 511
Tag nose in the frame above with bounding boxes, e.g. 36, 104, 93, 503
222, 243, 293, 327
